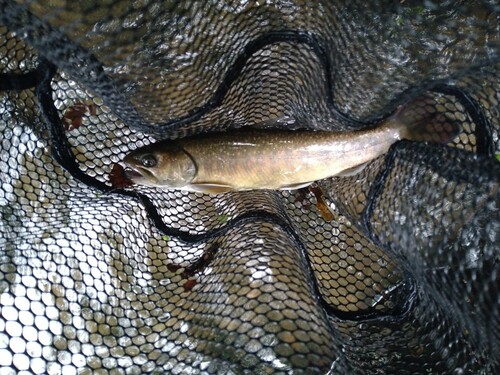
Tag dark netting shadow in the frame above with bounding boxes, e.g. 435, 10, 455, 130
0, 1, 499, 374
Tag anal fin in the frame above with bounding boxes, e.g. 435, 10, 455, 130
336, 162, 370, 177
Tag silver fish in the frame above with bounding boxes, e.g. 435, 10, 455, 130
122, 115, 457, 193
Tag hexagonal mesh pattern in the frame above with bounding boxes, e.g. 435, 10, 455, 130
0, 1, 499, 374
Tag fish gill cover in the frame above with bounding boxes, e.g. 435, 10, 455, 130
0, 1, 499, 374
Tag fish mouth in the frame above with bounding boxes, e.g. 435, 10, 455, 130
123, 164, 157, 184
123, 167, 143, 180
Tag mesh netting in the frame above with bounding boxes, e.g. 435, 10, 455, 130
0, 1, 499, 374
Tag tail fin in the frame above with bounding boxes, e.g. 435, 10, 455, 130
390, 99, 461, 144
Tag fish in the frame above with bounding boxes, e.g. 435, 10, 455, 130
121, 111, 458, 194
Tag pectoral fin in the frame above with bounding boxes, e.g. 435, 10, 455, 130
188, 182, 235, 194
278, 182, 313, 190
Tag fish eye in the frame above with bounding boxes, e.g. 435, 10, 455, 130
140, 154, 157, 168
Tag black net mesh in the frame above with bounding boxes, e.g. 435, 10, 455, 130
0, 1, 499, 374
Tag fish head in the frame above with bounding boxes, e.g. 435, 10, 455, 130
122, 144, 197, 188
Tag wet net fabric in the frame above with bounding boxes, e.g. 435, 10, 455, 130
0, 1, 499, 374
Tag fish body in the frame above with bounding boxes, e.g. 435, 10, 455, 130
122, 116, 455, 193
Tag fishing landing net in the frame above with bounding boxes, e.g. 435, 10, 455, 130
0, 1, 499, 374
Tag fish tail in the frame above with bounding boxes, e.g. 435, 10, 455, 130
391, 99, 461, 144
